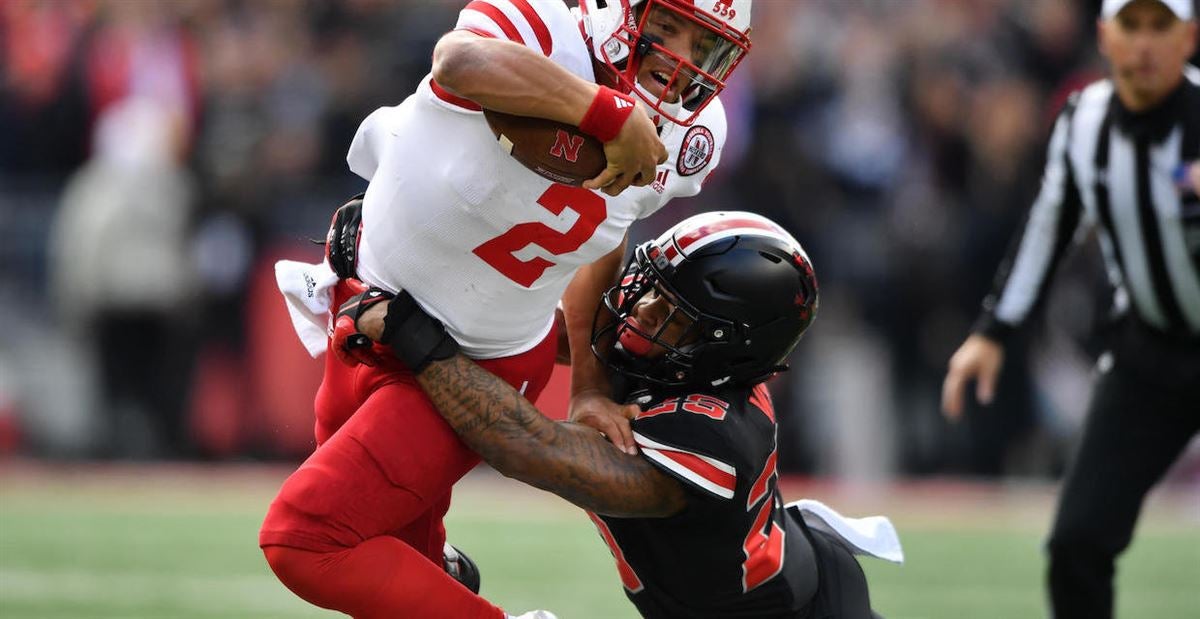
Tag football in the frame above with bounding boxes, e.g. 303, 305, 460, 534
483, 109, 607, 186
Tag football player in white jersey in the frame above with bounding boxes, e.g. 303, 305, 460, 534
261, 1, 754, 617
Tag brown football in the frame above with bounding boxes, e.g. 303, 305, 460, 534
483, 109, 606, 186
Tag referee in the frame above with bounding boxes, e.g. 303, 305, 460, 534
941, 0, 1199, 618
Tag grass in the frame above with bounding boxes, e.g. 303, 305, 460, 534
0, 463, 1196, 618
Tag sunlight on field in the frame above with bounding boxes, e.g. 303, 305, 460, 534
0, 463, 1196, 619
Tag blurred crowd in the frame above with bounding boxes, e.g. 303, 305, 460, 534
1, 0, 1196, 480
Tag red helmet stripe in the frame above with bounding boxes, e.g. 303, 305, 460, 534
675, 217, 787, 251
663, 242, 679, 262
509, 0, 553, 56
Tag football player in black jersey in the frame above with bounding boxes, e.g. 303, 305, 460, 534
339, 211, 901, 618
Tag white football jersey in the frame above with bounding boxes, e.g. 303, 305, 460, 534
349, 0, 728, 359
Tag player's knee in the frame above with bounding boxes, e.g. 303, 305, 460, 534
1046, 534, 1117, 573
262, 545, 325, 603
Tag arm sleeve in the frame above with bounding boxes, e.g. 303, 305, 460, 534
454, 0, 560, 57
346, 106, 393, 181
630, 398, 738, 501
973, 96, 1088, 343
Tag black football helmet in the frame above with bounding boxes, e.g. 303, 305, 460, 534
592, 211, 818, 390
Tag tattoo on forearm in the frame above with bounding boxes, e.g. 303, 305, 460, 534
417, 355, 685, 517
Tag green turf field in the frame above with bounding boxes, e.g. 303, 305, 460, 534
1, 464, 1196, 618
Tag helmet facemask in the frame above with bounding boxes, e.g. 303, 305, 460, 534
587, 0, 751, 126
590, 211, 820, 393
592, 244, 738, 389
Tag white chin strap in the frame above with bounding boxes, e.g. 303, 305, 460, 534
634, 81, 683, 128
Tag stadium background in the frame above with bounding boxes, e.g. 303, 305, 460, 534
0, 0, 1196, 617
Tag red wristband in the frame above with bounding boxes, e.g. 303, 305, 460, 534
578, 86, 637, 143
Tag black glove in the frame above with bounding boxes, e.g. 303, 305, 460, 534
381, 290, 460, 373
325, 194, 364, 279
331, 286, 393, 367
443, 543, 481, 594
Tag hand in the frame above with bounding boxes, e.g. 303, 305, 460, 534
583, 101, 667, 197
332, 287, 459, 373
569, 390, 640, 455
331, 287, 392, 366
1189, 162, 1200, 196
941, 334, 1005, 421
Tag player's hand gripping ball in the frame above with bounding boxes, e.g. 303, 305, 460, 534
483, 109, 606, 186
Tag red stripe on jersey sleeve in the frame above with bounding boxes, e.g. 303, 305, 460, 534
430, 78, 483, 111
464, 1, 525, 46
658, 449, 736, 494
510, 0, 553, 56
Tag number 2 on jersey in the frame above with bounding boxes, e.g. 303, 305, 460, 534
473, 184, 606, 288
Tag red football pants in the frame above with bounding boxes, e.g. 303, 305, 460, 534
260, 281, 557, 618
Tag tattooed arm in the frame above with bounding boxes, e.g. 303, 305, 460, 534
417, 354, 686, 517
358, 301, 687, 518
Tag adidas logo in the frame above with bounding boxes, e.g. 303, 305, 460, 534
614, 96, 633, 109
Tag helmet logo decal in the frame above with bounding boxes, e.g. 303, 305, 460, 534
712, 0, 737, 19
677, 125, 715, 176
648, 244, 671, 270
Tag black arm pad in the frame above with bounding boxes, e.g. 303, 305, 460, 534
380, 290, 460, 374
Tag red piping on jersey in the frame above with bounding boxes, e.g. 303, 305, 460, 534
455, 26, 497, 39
465, 1, 525, 46
588, 512, 645, 593
430, 78, 483, 111
749, 383, 775, 422
509, 0, 553, 56
746, 450, 777, 511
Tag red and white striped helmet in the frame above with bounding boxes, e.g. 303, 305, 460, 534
593, 211, 818, 389
578, 0, 752, 126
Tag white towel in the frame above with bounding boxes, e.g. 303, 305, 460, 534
786, 499, 905, 565
275, 259, 339, 358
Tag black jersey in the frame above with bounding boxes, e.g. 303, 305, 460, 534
592, 383, 819, 618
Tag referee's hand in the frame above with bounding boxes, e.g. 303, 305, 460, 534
942, 334, 1005, 420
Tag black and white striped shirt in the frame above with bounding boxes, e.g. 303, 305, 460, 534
976, 66, 1200, 341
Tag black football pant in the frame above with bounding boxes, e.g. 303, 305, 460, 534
804, 526, 882, 619
1046, 356, 1200, 619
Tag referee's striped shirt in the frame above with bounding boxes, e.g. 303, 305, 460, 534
975, 66, 1200, 342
